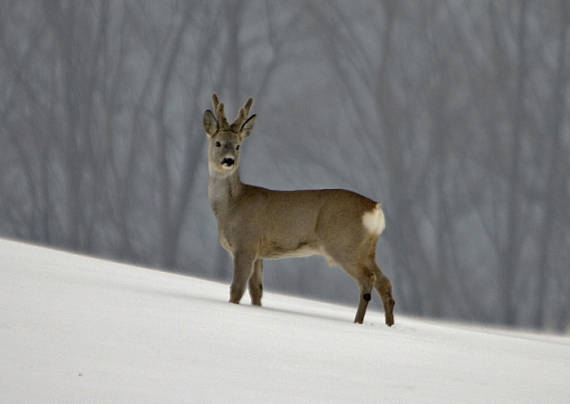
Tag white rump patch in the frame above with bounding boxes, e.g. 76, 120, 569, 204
362, 203, 386, 236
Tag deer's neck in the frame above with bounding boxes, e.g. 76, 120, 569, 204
208, 168, 244, 216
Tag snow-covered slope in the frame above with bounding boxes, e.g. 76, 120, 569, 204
1, 239, 568, 403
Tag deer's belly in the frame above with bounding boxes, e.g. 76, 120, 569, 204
259, 240, 321, 260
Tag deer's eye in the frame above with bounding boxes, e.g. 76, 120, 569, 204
236, 145, 240, 150
215, 141, 221, 147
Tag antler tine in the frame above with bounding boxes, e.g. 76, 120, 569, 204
243, 97, 253, 116
231, 97, 254, 130
212, 93, 228, 128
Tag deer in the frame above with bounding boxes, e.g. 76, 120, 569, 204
203, 94, 395, 326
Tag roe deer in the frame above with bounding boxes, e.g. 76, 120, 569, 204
203, 94, 395, 326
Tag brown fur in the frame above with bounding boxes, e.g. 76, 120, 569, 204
203, 94, 395, 326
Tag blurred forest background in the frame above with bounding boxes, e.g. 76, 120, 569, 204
1, 1, 568, 331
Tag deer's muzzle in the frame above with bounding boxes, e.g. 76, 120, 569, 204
221, 157, 235, 168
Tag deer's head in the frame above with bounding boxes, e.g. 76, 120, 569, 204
203, 94, 256, 175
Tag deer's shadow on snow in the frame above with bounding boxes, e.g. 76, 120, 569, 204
135, 285, 356, 325
261, 304, 355, 325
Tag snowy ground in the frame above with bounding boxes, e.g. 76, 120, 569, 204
1, 239, 569, 403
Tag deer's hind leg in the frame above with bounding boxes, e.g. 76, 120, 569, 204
372, 265, 395, 326
248, 259, 264, 306
333, 255, 375, 324
352, 267, 376, 324
354, 273, 374, 324
321, 242, 375, 324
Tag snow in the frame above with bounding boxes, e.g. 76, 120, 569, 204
1, 238, 569, 403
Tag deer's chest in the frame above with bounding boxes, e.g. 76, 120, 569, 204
214, 213, 244, 253
214, 209, 260, 255
219, 228, 232, 252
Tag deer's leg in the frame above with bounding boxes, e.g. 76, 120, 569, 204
373, 266, 395, 326
248, 259, 264, 306
230, 251, 256, 304
353, 270, 374, 324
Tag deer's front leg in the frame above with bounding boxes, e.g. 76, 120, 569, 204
229, 251, 256, 304
248, 259, 264, 306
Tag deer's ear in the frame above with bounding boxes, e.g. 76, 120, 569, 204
203, 109, 218, 137
240, 114, 256, 139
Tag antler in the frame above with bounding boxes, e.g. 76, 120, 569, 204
212, 93, 229, 129
230, 97, 254, 131
211, 94, 254, 131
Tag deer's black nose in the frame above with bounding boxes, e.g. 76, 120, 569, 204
222, 157, 235, 166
